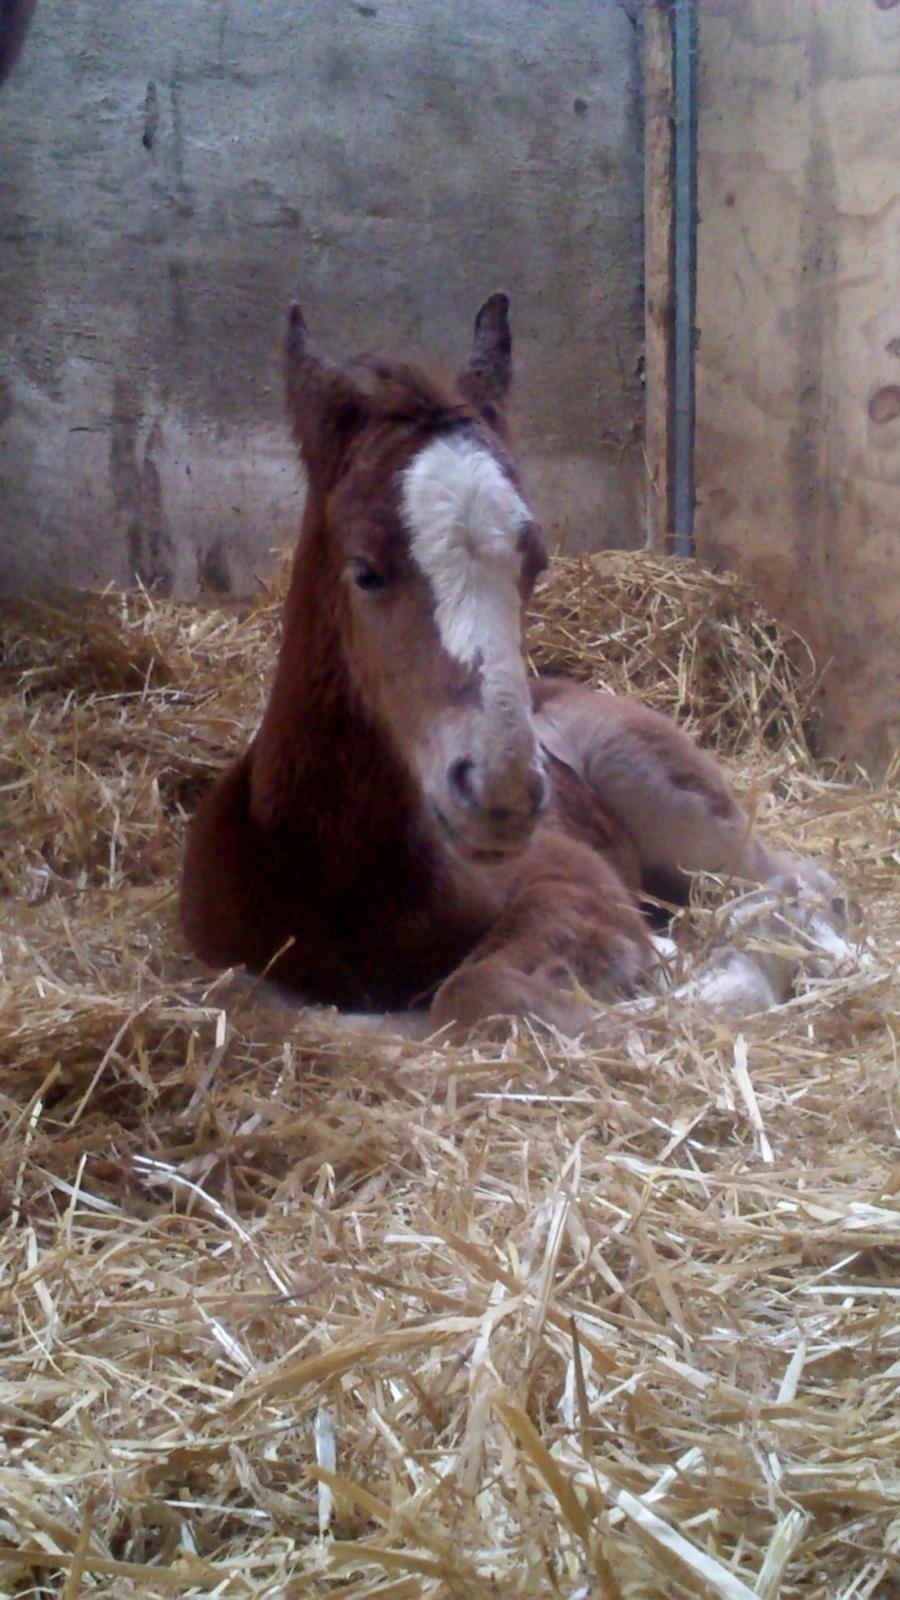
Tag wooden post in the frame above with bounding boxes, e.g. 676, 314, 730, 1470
643, 0, 676, 550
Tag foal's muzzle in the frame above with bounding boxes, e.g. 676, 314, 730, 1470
436, 755, 548, 861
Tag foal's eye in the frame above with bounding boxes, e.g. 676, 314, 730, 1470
348, 558, 388, 593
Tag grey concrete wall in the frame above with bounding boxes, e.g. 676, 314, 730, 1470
0, 0, 644, 598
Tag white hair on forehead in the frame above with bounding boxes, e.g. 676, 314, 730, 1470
400, 434, 530, 668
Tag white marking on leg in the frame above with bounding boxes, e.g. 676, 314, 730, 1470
626, 879, 867, 1023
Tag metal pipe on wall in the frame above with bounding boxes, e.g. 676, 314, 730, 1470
672, 0, 698, 558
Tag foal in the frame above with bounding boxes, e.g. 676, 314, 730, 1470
180, 295, 835, 1035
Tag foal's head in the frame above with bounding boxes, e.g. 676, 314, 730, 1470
284, 294, 549, 862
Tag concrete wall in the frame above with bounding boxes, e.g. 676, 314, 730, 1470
0, 0, 644, 599
696, 0, 900, 773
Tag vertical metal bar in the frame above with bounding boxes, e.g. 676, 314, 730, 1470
643, 0, 676, 551
672, 0, 698, 558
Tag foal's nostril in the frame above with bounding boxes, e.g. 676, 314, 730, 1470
448, 762, 547, 827
448, 757, 477, 807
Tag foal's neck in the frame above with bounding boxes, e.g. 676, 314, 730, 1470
250, 510, 430, 880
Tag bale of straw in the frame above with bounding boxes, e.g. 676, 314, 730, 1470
529, 553, 819, 757
1, 551, 898, 1600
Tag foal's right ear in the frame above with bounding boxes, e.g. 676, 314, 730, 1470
457, 291, 512, 435
283, 302, 367, 484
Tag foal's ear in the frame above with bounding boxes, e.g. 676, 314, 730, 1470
283, 302, 367, 484
457, 292, 512, 435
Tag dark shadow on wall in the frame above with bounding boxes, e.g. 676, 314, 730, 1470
0, 0, 37, 87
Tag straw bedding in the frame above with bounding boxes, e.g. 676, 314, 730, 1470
1, 552, 898, 1599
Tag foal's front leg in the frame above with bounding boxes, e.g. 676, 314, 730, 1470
429, 835, 651, 1037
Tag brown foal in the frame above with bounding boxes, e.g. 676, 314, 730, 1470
180, 295, 834, 1035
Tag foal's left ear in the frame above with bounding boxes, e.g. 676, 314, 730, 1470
283, 302, 368, 485
457, 292, 512, 435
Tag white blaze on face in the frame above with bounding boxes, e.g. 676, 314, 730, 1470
401, 434, 529, 671
400, 433, 539, 809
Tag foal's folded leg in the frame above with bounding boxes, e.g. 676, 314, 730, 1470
618, 875, 868, 1024
678, 875, 863, 1008
429, 836, 652, 1038
573, 702, 855, 1015
540, 687, 838, 899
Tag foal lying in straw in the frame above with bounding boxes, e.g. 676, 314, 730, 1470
180, 295, 851, 1038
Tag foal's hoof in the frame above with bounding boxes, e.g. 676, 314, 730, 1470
765, 859, 849, 928
722, 865, 867, 1003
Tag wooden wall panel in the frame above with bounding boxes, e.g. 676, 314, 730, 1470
696, 0, 900, 772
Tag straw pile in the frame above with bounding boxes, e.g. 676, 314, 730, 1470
1, 552, 898, 1599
